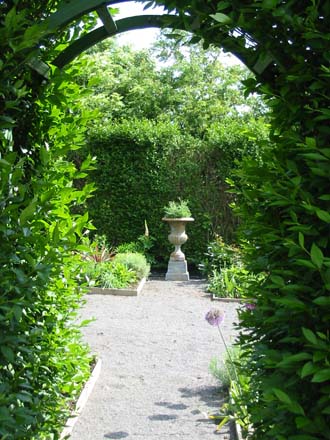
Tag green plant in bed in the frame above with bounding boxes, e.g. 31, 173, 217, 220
114, 252, 150, 280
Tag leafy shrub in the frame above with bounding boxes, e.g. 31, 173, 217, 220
199, 235, 241, 278
99, 262, 137, 289
201, 235, 262, 298
115, 224, 156, 265
0, 14, 96, 437
163, 199, 192, 218
83, 234, 114, 263
83, 259, 137, 289
208, 265, 266, 299
116, 242, 140, 254
114, 252, 150, 280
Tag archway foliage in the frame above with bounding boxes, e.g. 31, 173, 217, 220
1, 0, 330, 438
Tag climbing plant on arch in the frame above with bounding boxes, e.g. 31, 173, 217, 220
1, 0, 329, 438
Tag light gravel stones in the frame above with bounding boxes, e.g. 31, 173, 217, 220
71, 279, 239, 440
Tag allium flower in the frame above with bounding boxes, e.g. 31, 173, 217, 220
205, 309, 225, 326
244, 302, 256, 311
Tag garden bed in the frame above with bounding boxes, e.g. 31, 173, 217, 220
89, 277, 146, 296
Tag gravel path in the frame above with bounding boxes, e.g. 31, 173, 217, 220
70, 279, 239, 440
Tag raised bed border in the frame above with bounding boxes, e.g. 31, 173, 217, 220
60, 358, 102, 439
88, 277, 146, 296
211, 294, 244, 302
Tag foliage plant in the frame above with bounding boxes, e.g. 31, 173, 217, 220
200, 235, 241, 277
86, 261, 137, 289
83, 234, 114, 263
200, 235, 262, 298
81, 237, 149, 288
115, 222, 156, 265
163, 199, 192, 218
114, 252, 151, 280
0, 3, 98, 438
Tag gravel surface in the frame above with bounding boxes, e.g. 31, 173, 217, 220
70, 279, 239, 440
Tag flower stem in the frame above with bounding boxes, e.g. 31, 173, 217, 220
217, 324, 239, 384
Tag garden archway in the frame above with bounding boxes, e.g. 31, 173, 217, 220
1, 1, 329, 438
38, 0, 281, 82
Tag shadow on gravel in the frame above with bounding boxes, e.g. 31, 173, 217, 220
104, 432, 129, 439
148, 414, 178, 421
154, 402, 188, 410
178, 385, 225, 409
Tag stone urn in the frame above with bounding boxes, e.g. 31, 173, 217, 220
162, 217, 194, 281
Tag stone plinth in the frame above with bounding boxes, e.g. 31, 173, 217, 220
165, 259, 189, 281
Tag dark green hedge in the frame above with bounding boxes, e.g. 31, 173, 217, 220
0, 5, 95, 437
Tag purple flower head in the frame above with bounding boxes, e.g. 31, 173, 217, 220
244, 302, 256, 311
205, 309, 225, 326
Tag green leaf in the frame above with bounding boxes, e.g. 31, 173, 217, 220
262, 0, 279, 9
274, 297, 306, 309
295, 416, 311, 428
273, 388, 292, 404
302, 327, 318, 345
277, 352, 311, 367
210, 13, 232, 24
19, 200, 37, 226
313, 296, 330, 306
301, 361, 316, 378
305, 137, 316, 148
295, 259, 316, 269
316, 209, 330, 223
311, 369, 330, 383
302, 153, 328, 161
298, 232, 305, 249
270, 275, 285, 286
288, 400, 305, 416
1, 346, 15, 363
310, 243, 323, 269
319, 194, 330, 201
216, 2, 231, 11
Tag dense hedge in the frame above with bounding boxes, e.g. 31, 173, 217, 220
0, 4, 95, 438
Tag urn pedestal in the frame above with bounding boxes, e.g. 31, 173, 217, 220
162, 217, 194, 281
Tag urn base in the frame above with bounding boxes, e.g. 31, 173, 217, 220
165, 259, 190, 281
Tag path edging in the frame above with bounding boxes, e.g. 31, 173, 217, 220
211, 294, 243, 303
60, 358, 102, 439
89, 277, 146, 296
